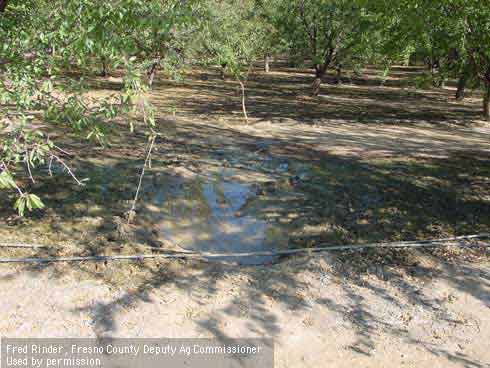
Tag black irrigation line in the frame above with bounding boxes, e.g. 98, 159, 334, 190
0, 233, 488, 264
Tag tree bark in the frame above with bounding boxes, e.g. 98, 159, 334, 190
238, 79, 248, 123
429, 58, 442, 87
312, 68, 325, 96
484, 84, 490, 121
455, 73, 468, 100
100, 58, 108, 77
334, 64, 342, 85
147, 62, 158, 88
312, 77, 321, 95
455, 62, 471, 100
220, 63, 227, 80
0, 0, 8, 12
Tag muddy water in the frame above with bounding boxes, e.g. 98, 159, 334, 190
21, 150, 293, 265
146, 170, 287, 265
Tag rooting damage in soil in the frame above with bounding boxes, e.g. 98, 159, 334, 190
1, 64, 489, 367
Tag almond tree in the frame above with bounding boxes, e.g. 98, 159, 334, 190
383, 0, 490, 120
270, 0, 376, 95
0, 0, 195, 215
456, 1, 490, 120
197, 0, 269, 121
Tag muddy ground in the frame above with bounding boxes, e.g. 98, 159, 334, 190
1, 63, 490, 367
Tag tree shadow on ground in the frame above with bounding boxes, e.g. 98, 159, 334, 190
0, 67, 489, 366
145, 65, 483, 126
1, 122, 489, 366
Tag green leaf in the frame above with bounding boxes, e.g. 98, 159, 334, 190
14, 197, 26, 217
0, 171, 16, 189
13, 194, 44, 217
28, 194, 45, 210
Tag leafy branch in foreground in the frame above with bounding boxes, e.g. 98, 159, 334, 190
0, 166, 44, 217
0, 0, 179, 215
0, 58, 156, 215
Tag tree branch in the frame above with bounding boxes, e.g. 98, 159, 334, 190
298, 1, 317, 55
0, 0, 8, 13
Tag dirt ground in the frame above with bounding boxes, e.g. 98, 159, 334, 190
1, 253, 490, 367
1, 64, 490, 367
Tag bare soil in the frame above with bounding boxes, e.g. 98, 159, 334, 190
1, 63, 489, 367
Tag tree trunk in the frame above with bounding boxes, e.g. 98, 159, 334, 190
408, 53, 417, 66
220, 63, 227, 80
0, 0, 8, 12
312, 69, 325, 96
429, 58, 441, 87
238, 79, 248, 123
334, 64, 342, 85
455, 62, 471, 100
147, 62, 158, 88
264, 54, 270, 73
100, 57, 108, 77
455, 73, 467, 100
484, 84, 490, 121
312, 77, 321, 95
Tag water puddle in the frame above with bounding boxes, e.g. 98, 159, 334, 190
147, 170, 287, 265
